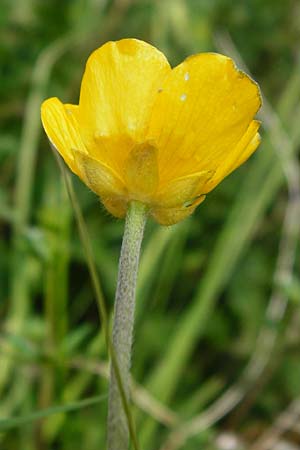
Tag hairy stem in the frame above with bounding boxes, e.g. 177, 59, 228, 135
107, 201, 147, 450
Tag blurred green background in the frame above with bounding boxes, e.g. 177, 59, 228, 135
1, 0, 300, 449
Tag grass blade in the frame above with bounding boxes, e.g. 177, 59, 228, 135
0, 395, 107, 431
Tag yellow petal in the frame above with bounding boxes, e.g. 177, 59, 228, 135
155, 170, 213, 208
234, 132, 261, 168
101, 197, 127, 219
90, 133, 136, 176
124, 142, 159, 198
152, 196, 206, 226
73, 150, 126, 198
78, 39, 170, 158
147, 53, 261, 181
41, 98, 85, 176
204, 120, 260, 192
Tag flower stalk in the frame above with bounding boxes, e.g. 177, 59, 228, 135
107, 201, 147, 450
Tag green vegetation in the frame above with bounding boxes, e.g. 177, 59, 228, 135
1, 1, 300, 449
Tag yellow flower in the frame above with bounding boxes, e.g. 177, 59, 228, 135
41, 38, 261, 225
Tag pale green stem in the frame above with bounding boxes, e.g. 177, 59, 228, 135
107, 201, 147, 450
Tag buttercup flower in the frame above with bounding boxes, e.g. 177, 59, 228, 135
41, 38, 261, 225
